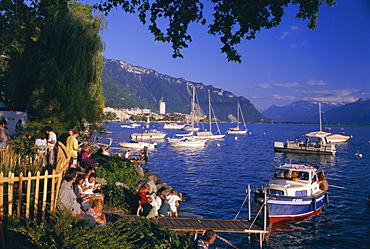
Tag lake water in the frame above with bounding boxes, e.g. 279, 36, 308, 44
102, 122, 370, 248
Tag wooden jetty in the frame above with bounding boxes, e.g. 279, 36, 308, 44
116, 214, 271, 248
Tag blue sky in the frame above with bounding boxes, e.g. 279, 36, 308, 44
86, 0, 370, 111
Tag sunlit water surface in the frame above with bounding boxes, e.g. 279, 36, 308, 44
102, 122, 370, 248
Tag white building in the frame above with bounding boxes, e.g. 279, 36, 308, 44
159, 101, 166, 114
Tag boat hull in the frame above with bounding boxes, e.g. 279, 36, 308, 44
130, 133, 166, 140
254, 191, 328, 223
273, 141, 336, 155
226, 129, 248, 134
181, 126, 200, 131
163, 123, 185, 129
118, 142, 157, 150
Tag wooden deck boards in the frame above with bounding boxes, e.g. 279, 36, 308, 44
117, 215, 267, 234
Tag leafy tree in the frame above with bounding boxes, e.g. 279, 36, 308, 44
95, 0, 336, 62
2, 0, 105, 131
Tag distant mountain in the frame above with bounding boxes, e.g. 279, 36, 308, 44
102, 59, 270, 122
263, 99, 370, 124
262, 101, 340, 122
324, 98, 370, 124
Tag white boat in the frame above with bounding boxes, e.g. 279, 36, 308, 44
254, 163, 329, 223
181, 125, 200, 131
130, 129, 167, 140
194, 90, 225, 140
168, 136, 207, 147
163, 123, 185, 129
117, 141, 157, 150
226, 102, 248, 134
274, 131, 336, 155
120, 123, 141, 128
168, 87, 207, 147
325, 134, 351, 143
314, 103, 351, 143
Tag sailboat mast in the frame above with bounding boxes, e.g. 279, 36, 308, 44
208, 90, 211, 132
237, 102, 240, 129
191, 87, 195, 135
319, 102, 322, 132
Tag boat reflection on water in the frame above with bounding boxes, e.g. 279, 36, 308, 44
271, 216, 312, 231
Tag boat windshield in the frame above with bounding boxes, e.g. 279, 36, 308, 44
274, 169, 309, 181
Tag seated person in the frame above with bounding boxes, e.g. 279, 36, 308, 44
80, 144, 98, 168
82, 199, 106, 226
291, 172, 300, 181
82, 173, 104, 202
58, 168, 81, 216
73, 174, 93, 211
137, 196, 156, 219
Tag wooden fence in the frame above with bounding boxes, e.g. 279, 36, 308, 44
0, 141, 69, 220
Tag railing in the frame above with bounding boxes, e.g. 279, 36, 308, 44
0, 141, 69, 220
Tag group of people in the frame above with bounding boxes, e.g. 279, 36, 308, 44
58, 167, 106, 226
136, 183, 183, 219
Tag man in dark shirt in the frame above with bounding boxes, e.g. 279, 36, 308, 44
189, 230, 216, 249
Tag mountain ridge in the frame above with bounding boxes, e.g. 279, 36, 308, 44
102, 59, 271, 122
101, 59, 369, 124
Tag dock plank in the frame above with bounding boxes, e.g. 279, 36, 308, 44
116, 215, 268, 235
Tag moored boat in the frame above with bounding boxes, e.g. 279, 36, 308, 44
254, 163, 329, 223
181, 125, 200, 131
194, 90, 225, 140
168, 87, 207, 147
117, 141, 157, 150
226, 102, 248, 135
130, 129, 167, 140
273, 131, 336, 155
163, 123, 185, 129
168, 136, 207, 147
120, 123, 141, 128
325, 134, 351, 143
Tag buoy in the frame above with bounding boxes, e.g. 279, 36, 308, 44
355, 152, 363, 158
234, 137, 238, 140
263, 132, 266, 135
217, 143, 220, 147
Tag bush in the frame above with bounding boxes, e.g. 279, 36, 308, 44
103, 183, 138, 214
94, 154, 142, 189
6, 210, 187, 249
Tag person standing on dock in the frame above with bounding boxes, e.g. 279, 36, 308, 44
167, 190, 182, 217
189, 229, 216, 249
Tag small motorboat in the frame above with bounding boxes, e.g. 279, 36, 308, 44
120, 123, 141, 128
130, 129, 167, 140
167, 136, 207, 147
117, 141, 157, 150
254, 163, 329, 223
163, 123, 185, 129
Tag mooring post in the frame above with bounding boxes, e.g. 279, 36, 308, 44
248, 184, 251, 220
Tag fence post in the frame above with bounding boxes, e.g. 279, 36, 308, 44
34, 171, 41, 220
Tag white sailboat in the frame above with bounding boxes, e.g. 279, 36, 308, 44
226, 102, 248, 134
194, 90, 225, 140
317, 103, 350, 143
168, 87, 207, 147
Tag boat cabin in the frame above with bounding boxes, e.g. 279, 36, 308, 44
265, 164, 324, 197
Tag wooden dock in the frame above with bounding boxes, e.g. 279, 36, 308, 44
116, 215, 270, 247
